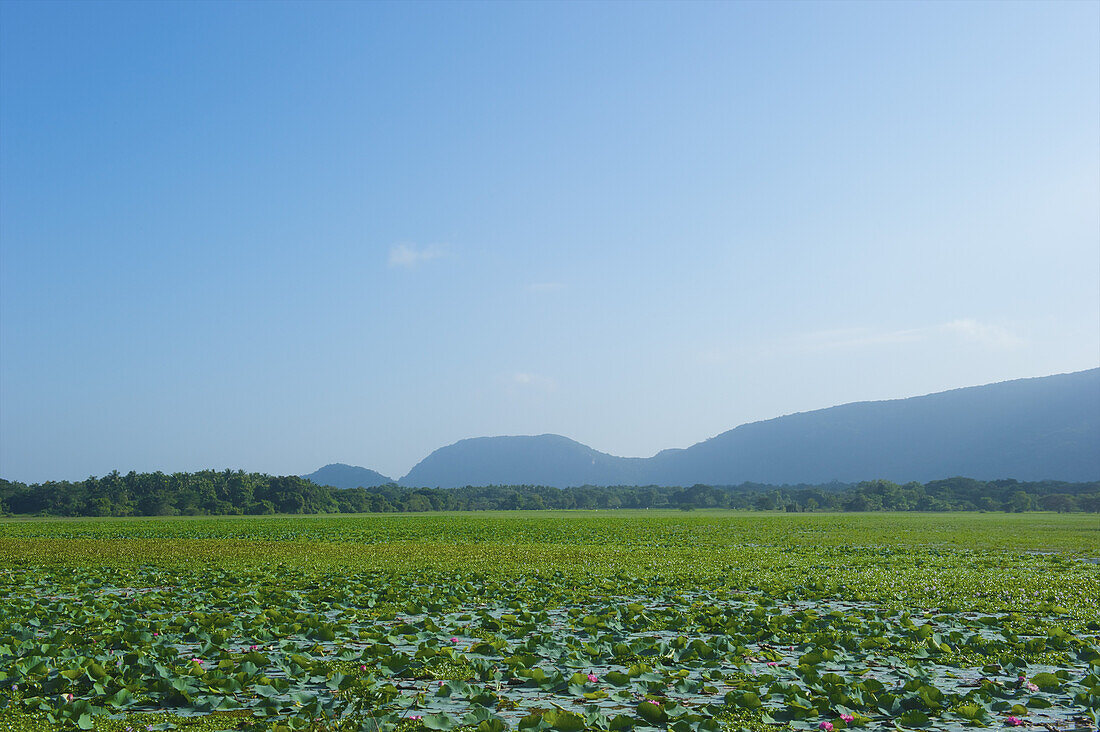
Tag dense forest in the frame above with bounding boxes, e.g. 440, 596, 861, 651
1, 471, 1098, 516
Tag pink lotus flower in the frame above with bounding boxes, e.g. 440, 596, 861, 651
819, 723, 833, 731
587, 673, 599, 682
840, 714, 854, 723
451, 637, 458, 643
1025, 682, 1038, 692
410, 715, 422, 720
766, 661, 779, 667
1005, 717, 1023, 727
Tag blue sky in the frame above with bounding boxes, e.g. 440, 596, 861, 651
2, 1, 1097, 483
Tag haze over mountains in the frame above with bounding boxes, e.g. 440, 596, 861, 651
302, 463, 394, 490
305, 369, 1100, 489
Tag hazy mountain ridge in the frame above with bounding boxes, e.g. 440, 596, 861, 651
398, 434, 649, 488
401, 370, 1100, 487
302, 463, 393, 489
319, 369, 1100, 488
644, 368, 1100, 485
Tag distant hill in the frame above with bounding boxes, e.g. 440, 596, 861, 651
396, 369, 1099, 488
644, 368, 1100, 485
302, 463, 393, 489
399, 434, 648, 489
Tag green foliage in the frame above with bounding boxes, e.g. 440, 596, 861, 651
0, 513, 1097, 731
2, 472, 1099, 517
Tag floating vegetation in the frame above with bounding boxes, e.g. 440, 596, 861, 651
1, 512, 1097, 730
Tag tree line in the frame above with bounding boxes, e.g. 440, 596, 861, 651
1, 471, 1098, 516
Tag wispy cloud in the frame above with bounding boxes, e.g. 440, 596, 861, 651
940, 318, 1025, 348
793, 326, 924, 351
526, 282, 566, 294
510, 372, 557, 391
792, 319, 1025, 352
696, 318, 1026, 365
388, 243, 446, 268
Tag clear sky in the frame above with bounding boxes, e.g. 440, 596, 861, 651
1, 0, 1097, 483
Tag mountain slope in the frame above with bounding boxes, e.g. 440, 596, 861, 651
647, 368, 1100, 484
397, 369, 1099, 487
399, 434, 648, 489
302, 463, 394, 489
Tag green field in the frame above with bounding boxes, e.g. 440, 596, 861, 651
1, 512, 1097, 732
